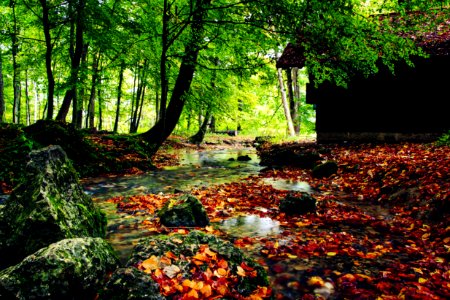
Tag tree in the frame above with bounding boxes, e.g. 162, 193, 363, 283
0, 51, 4, 122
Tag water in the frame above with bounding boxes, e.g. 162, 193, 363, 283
217, 215, 281, 238
83, 148, 263, 199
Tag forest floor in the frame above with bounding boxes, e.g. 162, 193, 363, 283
1, 132, 449, 299
104, 137, 449, 299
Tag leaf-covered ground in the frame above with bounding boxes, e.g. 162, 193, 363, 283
108, 142, 449, 299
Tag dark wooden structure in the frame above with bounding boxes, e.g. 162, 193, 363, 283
277, 16, 450, 143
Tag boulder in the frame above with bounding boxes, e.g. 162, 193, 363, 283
0, 237, 119, 299
100, 267, 164, 300
157, 194, 209, 227
104, 231, 269, 298
280, 192, 317, 215
0, 145, 106, 268
312, 160, 339, 178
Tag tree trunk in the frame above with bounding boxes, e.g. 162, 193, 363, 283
34, 81, 39, 123
286, 68, 300, 135
292, 67, 301, 134
40, 0, 55, 120
56, 0, 85, 122
25, 70, 31, 125
159, 0, 169, 123
97, 80, 102, 130
87, 52, 100, 129
0, 52, 4, 123
189, 107, 212, 144
114, 62, 125, 133
11, 0, 20, 124
277, 68, 296, 137
140, 0, 211, 151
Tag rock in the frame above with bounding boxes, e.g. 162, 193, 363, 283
0, 145, 106, 268
157, 194, 209, 227
237, 155, 252, 161
0, 237, 119, 299
121, 231, 269, 297
312, 161, 338, 178
280, 192, 317, 215
100, 267, 164, 300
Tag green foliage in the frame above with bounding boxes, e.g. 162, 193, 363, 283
0, 123, 36, 185
436, 130, 450, 146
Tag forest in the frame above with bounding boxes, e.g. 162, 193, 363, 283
0, 0, 449, 299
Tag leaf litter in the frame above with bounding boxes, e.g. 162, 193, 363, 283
107, 142, 449, 299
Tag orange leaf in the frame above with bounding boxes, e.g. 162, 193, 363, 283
141, 255, 159, 271
217, 259, 229, 269
193, 253, 209, 262
166, 251, 178, 259
215, 268, 228, 277
200, 283, 212, 297
217, 284, 228, 296
187, 289, 199, 299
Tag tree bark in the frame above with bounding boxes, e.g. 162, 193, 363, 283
277, 68, 296, 137
140, 0, 211, 150
25, 70, 31, 125
87, 52, 100, 129
0, 52, 4, 123
40, 0, 55, 120
56, 0, 85, 122
292, 67, 301, 134
11, 0, 20, 124
189, 107, 212, 144
114, 61, 125, 133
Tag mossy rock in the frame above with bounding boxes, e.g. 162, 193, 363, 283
0, 237, 119, 299
312, 160, 339, 178
157, 194, 209, 227
122, 231, 269, 297
100, 267, 164, 300
280, 192, 317, 215
0, 145, 106, 268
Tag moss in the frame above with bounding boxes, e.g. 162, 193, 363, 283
157, 194, 209, 227
127, 231, 269, 297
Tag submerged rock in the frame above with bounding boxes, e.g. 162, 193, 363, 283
107, 231, 269, 298
237, 155, 252, 161
0, 237, 119, 299
0, 145, 106, 268
280, 192, 317, 215
312, 160, 339, 178
157, 194, 209, 227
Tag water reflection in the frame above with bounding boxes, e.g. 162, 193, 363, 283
83, 148, 262, 199
263, 178, 313, 193
217, 215, 281, 238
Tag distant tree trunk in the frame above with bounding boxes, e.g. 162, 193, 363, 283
97, 80, 102, 130
25, 70, 31, 125
87, 52, 100, 129
292, 67, 301, 134
130, 61, 147, 133
189, 107, 212, 144
34, 81, 39, 122
76, 44, 88, 128
140, 0, 211, 151
286, 68, 300, 135
40, 0, 55, 120
11, 0, 20, 124
56, 0, 85, 122
0, 52, 4, 123
113, 61, 125, 133
136, 85, 145, 132
277, 68, 295, 137
210, 116, 216, 133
